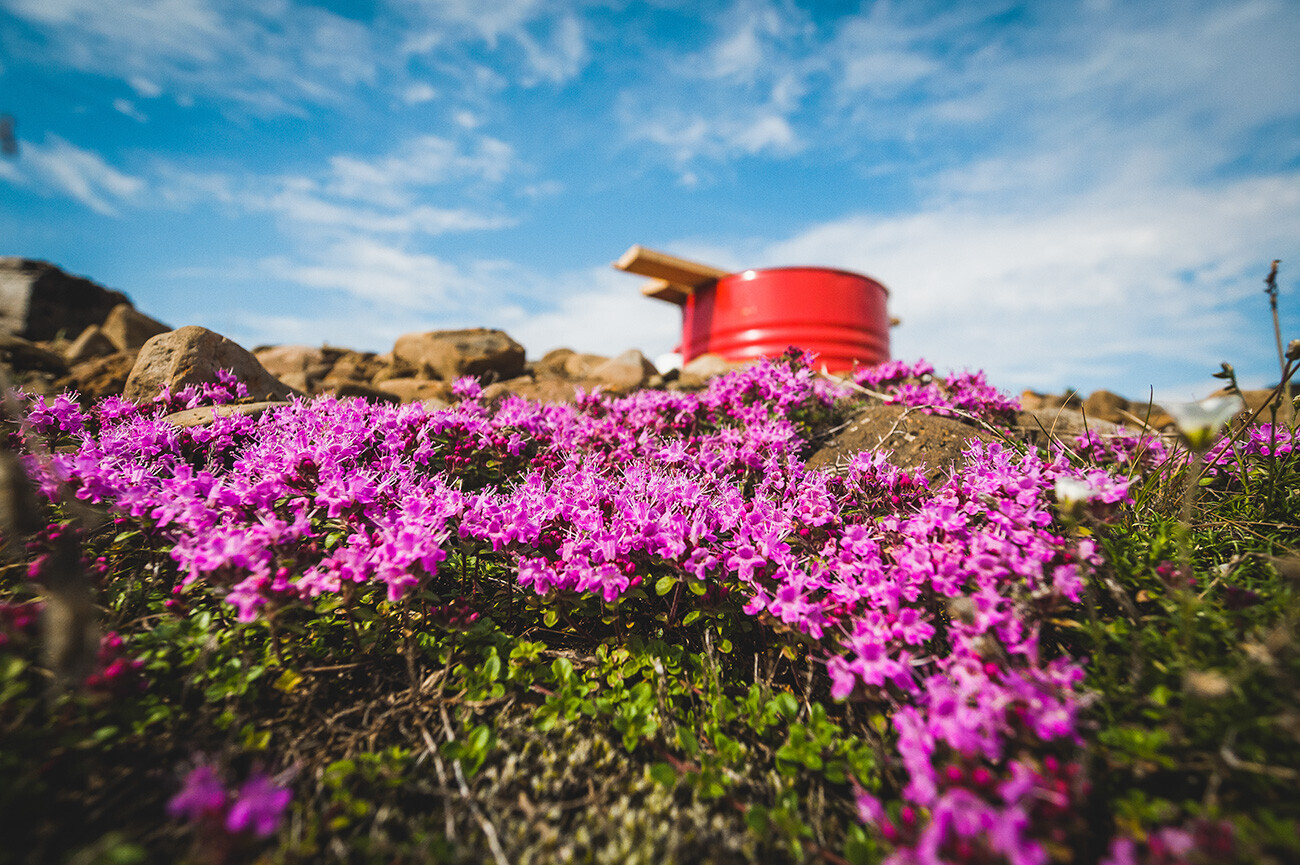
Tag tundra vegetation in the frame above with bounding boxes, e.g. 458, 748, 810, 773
0, 346, 1297, 865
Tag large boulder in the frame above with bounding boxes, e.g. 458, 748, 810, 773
123, 326, 296, 403
0, 258, 130, 341
393, 328, 525, 382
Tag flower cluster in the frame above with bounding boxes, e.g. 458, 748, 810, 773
13, 353, 1141, 863
167, 759, 292, 839
852, 358, 1022, 419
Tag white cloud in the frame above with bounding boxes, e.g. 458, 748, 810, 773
112, 98, 148, 123
0, 134, 143, 215
2, 0, 380, 114
128, 75, 163, 98
503, 268, 683, 359
323, 134, 515, 206
394, 0, 589, 86
402, 82, 438, 104
749, 169, 1300, 398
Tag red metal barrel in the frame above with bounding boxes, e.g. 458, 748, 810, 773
680, 267, 890, 372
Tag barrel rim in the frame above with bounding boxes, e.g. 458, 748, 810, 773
717, 266, 890, 296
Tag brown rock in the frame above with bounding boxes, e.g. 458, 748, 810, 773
532, 347, 576, 378
587, 349, 658, 393
320, 380, 399, 404
161, 401, 291, 429
123, 326, 296, 403
806, 403, 1000, 485
0, 332, 68, 375
1216, 387, 1296, 425
393, 328, 525, 382
252, 345, 335, 394
1015, 408, 1120, 442
0, 258, 130, 341
1020, 389, 1082, 411
371, 354, 419, 385
374, 378, 453, 403
563, 352, 609, 379
322, 350, 387, 387
1082, 390, 1130, 424
674, 353, 746, 389
495, 377, 583, 404
65, 325, 117, 365
101, 303, 170, 352
64, 351, 139, 401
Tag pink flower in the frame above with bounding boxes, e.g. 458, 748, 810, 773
167, 764, 227, 822
226, 773, 291, 838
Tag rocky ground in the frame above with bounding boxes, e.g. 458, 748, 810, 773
2, 256, 1279, 461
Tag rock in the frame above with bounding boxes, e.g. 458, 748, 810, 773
101, 303, 170, 352
371, 354, 419, 385
0, 258, 131, 341
161, 401, 291, 429
532, 347, 576, 378
374, 378, 453, 403
63, 351, 139, 401
123, 326, 296, 403
587, 349, 658, 393
252, 345, 335, 394
321, 350, 389, 389
806, 403, 1000, 485
674, 353, 744, 389
393, 328, 525, 382
65, 325, 118, 365
319, 380, 399, 404
482, 376, 583, 405
562, 352, 609, 379
1215, 387, 1295, 426
1083, 390, 1130, 424
1014, 408, 1121, 442
1020, 390, 1082, 412
0, 332, 68, 375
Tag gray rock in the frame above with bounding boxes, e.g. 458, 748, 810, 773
393, 328, 525, 382
0, 258, 130, 341
101, 303, 170, 352
123, 326, 296, 403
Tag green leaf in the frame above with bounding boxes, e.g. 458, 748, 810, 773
655, 574, 677, 596
649, 762, 677, 787
682, 610, 701, 626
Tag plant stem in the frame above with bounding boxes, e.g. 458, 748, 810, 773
1266, 260, 1285, 385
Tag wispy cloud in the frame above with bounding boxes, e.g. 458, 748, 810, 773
0, 133, 143, 215
2, 0, 379, 113
751, 169, 1300, 397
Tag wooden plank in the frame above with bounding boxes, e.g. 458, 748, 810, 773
614, 245, 729, 286
640, 279, 693, 305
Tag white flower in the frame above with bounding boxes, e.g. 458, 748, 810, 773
1054, 476, 1099, 505
1164, 395, 1244, 451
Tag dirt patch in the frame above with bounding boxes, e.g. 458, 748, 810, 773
806, 403, 1002, 485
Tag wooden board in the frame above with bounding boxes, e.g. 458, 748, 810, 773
640, 279, 693, 305
614, 245, 729, 286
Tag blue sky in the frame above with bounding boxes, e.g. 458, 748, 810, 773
2, 0, 1298, 401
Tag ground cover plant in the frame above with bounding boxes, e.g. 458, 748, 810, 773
0, 349, 1297, 865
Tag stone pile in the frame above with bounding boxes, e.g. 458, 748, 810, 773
0, 260, 748, 409
16, 259, 1280, 440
